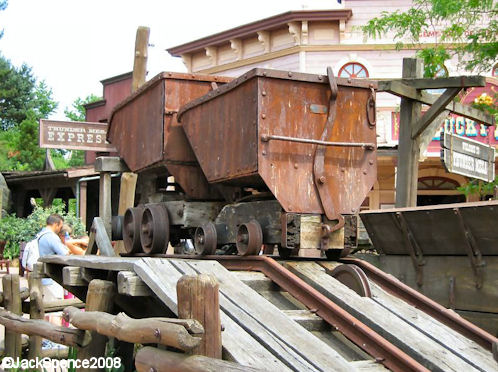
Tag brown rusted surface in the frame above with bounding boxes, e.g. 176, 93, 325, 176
108, 72, 231, 200
179, 68, 377, 216
342, 257, 498, 352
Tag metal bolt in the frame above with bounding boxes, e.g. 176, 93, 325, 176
294, 163, 298, 169
150, 368, 156, 372
375, 357, 385, 363
369, 159, 374, 165
288, 71, 293, 77
351, 208, 357, 213
348, 78, 352, 83
261, 134, 269, 142
263, 71, 267, 76
221, 324, 225, 332
262, 150, 267, 156
168, 72, 172, 76
261, 113, 266, 119
363, 169, 368, 175
318, 75, 323, 80
262, 91, 267, 96
154, 328, 161, 339
341, 168, 345, 172
318, 176, 326, 184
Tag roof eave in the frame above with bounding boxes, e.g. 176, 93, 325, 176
167, 9, 353, 56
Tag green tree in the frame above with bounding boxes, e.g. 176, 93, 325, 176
0, 56, 58, 171
64, 94, 102, 167
362, 0, 497, 76
0, 0, 7, 39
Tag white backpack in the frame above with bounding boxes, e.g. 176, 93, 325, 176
21, 231, 50, 271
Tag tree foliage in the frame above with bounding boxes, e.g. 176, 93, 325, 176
362, 0, 498, 76
64, 94, 102, 167
0, 0, 7, 39
0, 55, 58, 170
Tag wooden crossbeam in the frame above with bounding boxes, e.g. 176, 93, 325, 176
380, 76, 487, 90
378, 80, 494, 126
412, 87, 461, 139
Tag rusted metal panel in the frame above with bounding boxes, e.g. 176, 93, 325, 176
360, 200, 498, 256
180, 79, 260, 184
108, 72, 231, 199
179, 68, 377, 217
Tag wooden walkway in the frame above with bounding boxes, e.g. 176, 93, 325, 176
40, 255, 496, 371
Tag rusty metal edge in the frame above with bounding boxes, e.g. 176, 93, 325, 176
128, 254, 427, 372
341, 257, 498, 352
107, 71, 233, 141
360, 199, 498, 216
177, 68, 378, 122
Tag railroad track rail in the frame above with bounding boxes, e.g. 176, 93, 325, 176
40, 254, 498, 371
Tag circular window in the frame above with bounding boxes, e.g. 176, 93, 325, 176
434, 65, 449, 78
338, 62, 369, 78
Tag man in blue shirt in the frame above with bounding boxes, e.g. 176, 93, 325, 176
38, 214, 77, 300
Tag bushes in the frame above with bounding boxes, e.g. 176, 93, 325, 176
0, 201, 86, 259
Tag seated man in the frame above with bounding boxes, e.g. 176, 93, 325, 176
38, 214, 82, 300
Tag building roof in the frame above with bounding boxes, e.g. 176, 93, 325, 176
2, 165, 98, 184
167, 10, 352, 56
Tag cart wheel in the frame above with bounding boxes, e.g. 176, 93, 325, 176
194, 222, 217, 255
327, 264, 372, 297
236, 220, 263, 256
123, 206, 144, 254
140, 204, 170, 254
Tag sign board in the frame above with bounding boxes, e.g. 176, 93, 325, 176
441, 131, 495, 182
39, 120, 116, 152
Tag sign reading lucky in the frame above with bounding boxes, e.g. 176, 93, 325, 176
39, 120, 116, 152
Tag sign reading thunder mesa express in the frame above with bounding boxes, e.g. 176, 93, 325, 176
441, 131, 495, 182
39, 120, 116, 152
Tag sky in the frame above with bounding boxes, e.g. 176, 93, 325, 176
0, 0, 342, 119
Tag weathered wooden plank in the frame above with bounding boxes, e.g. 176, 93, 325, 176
93, 217, 115, 256
39, 255, 138, 271
115, 172, 138, 255
380, 76, 487, 90
178, 259, 353, 372
231, 271, 275, 292
99, 172, 113, 239
350, 360, 390, 371
62, 266, 87, 286
133, 259, 290, 371
281, 309, 326, 331
377, 80, 495, 126
28, 265, 44, 360
117, 271, 152, 296
132, 27, 150, 93
286, 262, 480, 372
396, 58, 422, 208
367, 280, 496, 371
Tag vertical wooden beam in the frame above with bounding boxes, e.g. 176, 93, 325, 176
99, 172, 112, 239
3, 274, 22, 358
177, 274, 221, 359
132, 26, 150, 93
28, 264, 44, 361
79, 181, 88, 228
78, 280, 116, 370
395, 58, 423, 208
115, 173, 138, 254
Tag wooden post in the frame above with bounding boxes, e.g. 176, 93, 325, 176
115, 172, 138, 254
177, 274, 221, 359
395, 58, 423, 208
78, 280, 116, 370
132, 26, 150, 93
80, 181, 88, 228
99, 172, 112, 239
28, 264, 44, 361
3, 274, 22, 358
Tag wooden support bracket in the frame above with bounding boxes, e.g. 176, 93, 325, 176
86, 217, 115, 256
411, 87, 461, 139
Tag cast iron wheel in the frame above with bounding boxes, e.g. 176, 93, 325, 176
140, 204, 170, 254
327, 264, 372, 297
111, 215, 124, 241
194, 222, 217, 255
123, 206, 144, 254
236, 220, 263, 256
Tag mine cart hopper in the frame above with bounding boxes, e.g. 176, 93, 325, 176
178, 68, 377, 258
107, 72, 231, 254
